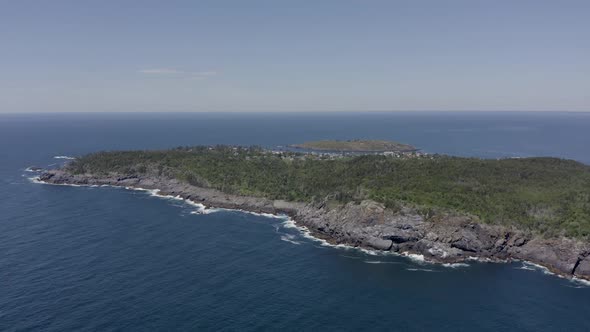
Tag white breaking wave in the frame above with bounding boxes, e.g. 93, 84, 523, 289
467, 256, 496, 263
357, 247, 381, 256
516, 261, 590, 287
515, 263, 536, 271
28, 177, 43, 184
280, 218, 362, 252
29, 177, 83, 186
31, 178, 279, 217
280, 234, 301, 245
53, 156, 76, 160
189, 206, 221, 215
24, 167, 41, 172
572, 277, 590, 287
518, 261, 555, 276
407, 268, 436, 272
282, 218, 473, 267
280, 218, 386, 257
363, 260, 400, 264
402, 252, 426, 263
232, 209, 289, 220
124, 187, 223, 215
281, 225, 433, 263
123, 186, 161, 196
442, 263, 470, 268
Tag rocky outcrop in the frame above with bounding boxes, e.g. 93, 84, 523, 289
38, 169, 590, 281
574, 256, 590, 277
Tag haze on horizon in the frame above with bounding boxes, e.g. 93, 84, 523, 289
1, 0, 588, 113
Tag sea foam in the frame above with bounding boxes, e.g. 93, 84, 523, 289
363, 260, 401, 264
442, 263, 470, 268
406, 268, 437, 272
29, 176, 82, 187
402, 252, 426, 263
572, 277, 590, 287
280, 234, 301, 245
518, 261, 556, 276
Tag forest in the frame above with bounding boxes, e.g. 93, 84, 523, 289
66, 146, 590, 238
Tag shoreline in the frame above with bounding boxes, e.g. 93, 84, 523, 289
34, 169, 590, 283
30, 176, 590, 286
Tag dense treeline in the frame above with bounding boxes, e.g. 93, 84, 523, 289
67, 146, 590, 238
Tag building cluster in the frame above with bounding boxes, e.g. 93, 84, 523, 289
267, 149, 432, 161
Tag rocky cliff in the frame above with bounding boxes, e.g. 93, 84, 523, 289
38, 169, 590, 281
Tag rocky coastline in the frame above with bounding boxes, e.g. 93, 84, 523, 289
38, 169, 590, 282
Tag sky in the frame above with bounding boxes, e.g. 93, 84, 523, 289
0, 0, 589, 113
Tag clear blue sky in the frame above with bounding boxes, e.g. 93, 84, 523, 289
1, 0, 588, 112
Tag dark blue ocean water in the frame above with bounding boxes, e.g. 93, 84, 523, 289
1, 112, 590, 331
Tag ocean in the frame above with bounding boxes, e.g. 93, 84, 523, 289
1, 111, 590, 331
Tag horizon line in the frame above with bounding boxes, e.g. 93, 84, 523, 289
1, 109, 589, 114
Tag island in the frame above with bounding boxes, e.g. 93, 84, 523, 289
38, 145, 590, 281
290, 139, 417, 153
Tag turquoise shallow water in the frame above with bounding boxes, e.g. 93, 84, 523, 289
2, 112, 590, 331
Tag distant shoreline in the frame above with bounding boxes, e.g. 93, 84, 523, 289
289, 139, 418, 153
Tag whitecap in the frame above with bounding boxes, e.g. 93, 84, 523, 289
519, 261, 555, 275
145, 191, 222, 215
279, 218, 362, 251
406, 268, 436, 272
402, 252, 426, 263
53, 156, 76, 160
281, 219, 452, 264
231, 209, 289, 220
358, 248, 381, 256
571, 277, 590, 287
364, 260, 400, 264
29, 177, 82, 186
442, 263, 470, 268
281, 218, 301, 229
108, 185, 217, 215
281, 219, 321, 239
33, 178, 283, 218
189, 207, 221, 215
467, 256, 495, 263
515, 264, 536, 271
280, 234, 301, 245
180, 199, 222, 214
516, 261, 589, 285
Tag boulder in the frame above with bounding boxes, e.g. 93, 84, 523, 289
364, 237, 393, 251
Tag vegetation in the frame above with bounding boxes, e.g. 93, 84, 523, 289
66, 146, 590, 238
290, 139, 416, 152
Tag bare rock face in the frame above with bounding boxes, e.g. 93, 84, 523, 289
292, 200, 590, 279
359, 200, 386, 224
574, 257, 590, 279
509, 238, 590, 276
38, 169, 590, 281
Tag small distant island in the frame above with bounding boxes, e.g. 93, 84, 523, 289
37, 144, 590, 282
290, 139, 417, 153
